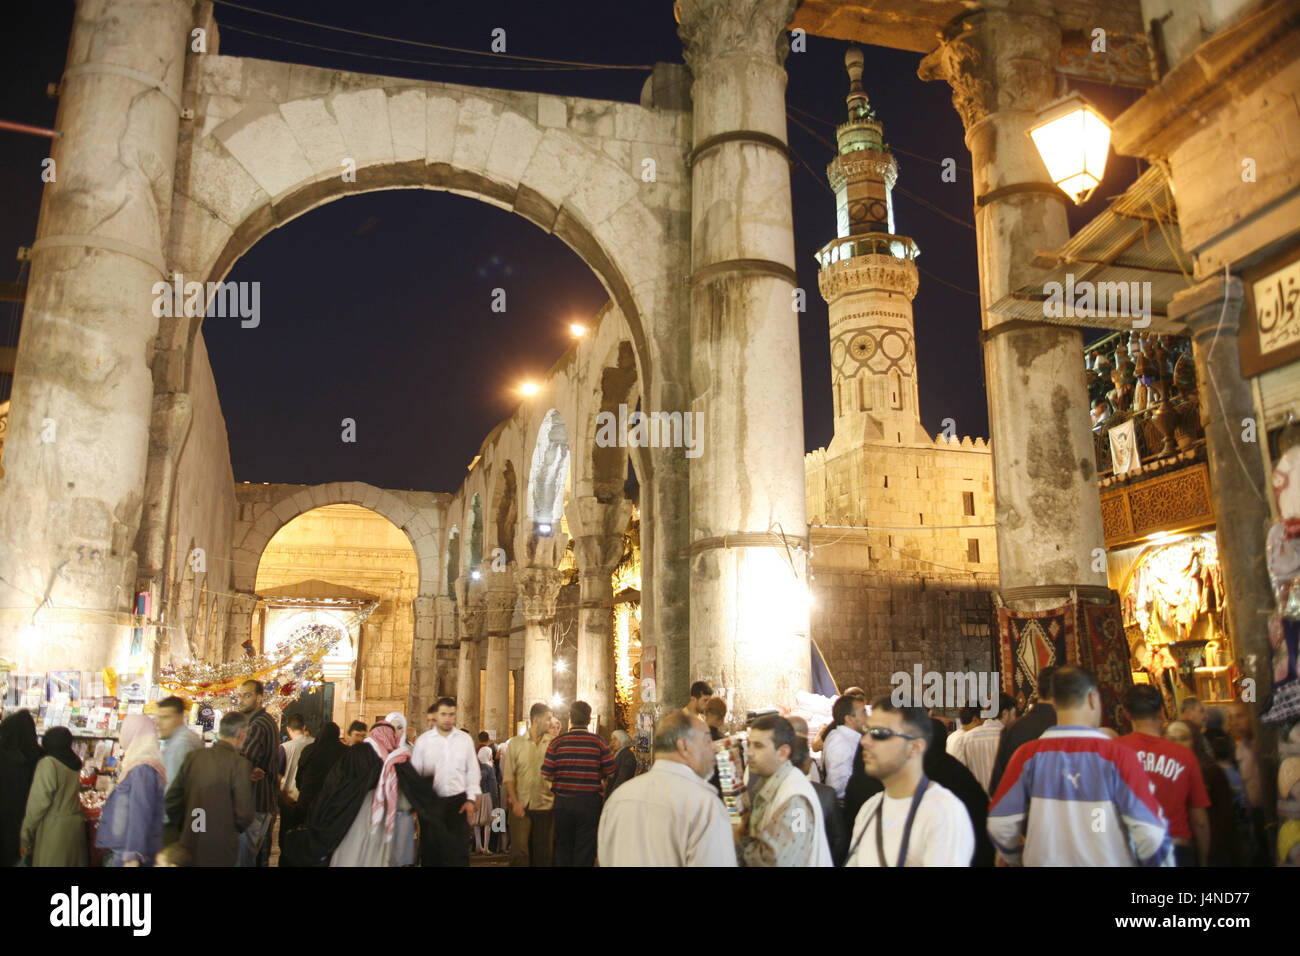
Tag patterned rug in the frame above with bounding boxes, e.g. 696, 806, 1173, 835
1079, 599, 1135, 733
998, 604, 1077, 713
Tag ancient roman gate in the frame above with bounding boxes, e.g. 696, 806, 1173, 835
0, 0, 817, 721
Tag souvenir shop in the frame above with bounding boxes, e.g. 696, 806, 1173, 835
1110, 532, 1232, 718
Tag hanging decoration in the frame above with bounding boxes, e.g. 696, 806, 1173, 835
159, 623, 339, 709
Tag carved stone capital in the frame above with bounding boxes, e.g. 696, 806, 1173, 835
458, 604, 486, 642
918, 10, 1060, 133
483, 566, 517, 635
675, 0, 800, 72
516, 566, 562, 623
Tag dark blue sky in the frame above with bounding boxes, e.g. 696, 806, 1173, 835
0, 1, 1140, 492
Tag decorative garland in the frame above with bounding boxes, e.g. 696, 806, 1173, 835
160, 624, 340, 709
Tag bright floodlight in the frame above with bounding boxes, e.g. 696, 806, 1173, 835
554, 659, 567, 672
1027, 92, 1111, 205
519, 382, 540, 397
570, 323, 587, 337
536, 522, 553, 536
470, 569, 482, 581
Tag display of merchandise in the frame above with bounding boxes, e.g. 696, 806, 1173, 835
714, 732, 747, 822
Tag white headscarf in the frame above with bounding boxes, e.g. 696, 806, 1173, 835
384, 711, 411, 750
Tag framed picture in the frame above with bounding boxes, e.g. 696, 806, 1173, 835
1240, 241, 1300, 377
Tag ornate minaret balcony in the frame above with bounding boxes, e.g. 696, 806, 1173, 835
815, 231, 920, 303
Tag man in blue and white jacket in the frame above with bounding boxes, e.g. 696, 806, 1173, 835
987, 666, 1173, 867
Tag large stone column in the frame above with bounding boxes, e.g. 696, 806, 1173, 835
0, 0, 194, 671
453, 578, 485, 731
676, 0, 812, 719
482, 564, 516, 741
919, 9, 1107, 617
408, 595, 437, 718
1170, 277, 1275, 759
517, 566, 561, 711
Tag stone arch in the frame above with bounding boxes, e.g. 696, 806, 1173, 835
590, 340, 640, 504
231, 481, 440, 599
468, 494, 484, 569
446, 526, 461, 597
491, 460, 519, 565
171, 66, 689, 415
527, 409, 570, 529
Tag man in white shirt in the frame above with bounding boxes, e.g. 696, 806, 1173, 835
411, 696, 481, 867
845, 698, 974, 867
959, 693, 1015, 795
822, 694, 867, 801
946, 707, 982, 761
597, 712, 736, 867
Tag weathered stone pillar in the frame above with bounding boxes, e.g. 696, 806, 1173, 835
0, 0, 194, 671
433, 595, 458, 696
453, 578, 485, 731
482, 564, 516, 741
408, 595, 437, 718
1170, 276, 1275, 760
573, 496, 632, 735
225, 591, 258, 661
676, 0, 812, 718
517, 566, 561, 711
919, 9, 1107, 616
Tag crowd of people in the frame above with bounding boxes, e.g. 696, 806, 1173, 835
0, 668, 1275, 867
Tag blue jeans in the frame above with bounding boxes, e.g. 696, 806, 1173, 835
238, 811, 273, 867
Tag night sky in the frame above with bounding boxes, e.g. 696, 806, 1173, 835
0, 1, 1141, 493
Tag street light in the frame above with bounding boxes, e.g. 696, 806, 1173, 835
1027, 91, 1111, 205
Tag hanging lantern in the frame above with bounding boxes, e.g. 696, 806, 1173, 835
1027, 92, 1111, 205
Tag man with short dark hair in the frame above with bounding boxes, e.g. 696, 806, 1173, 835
597, 712, 735, 867
234, 679, 279, 867
542, 700, 614, 866
823, 693, 867, 801
987, 665, 1059, 796
164, 711, 254, 867
156, 696, 201, 803
346, 720, 368, 746
277, 712, 313, 844
958, 693, 1016, 795
738, 715, 831, 867
988, 666, 1173, 867
684, 681, 713, 718
502, 702, 554, 867
845, 699, 974, 866
703, 696, 728, 740
1119, 684, 1210, 867
411, 697, 480, 867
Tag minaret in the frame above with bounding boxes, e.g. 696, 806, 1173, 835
817, 47, 928, 455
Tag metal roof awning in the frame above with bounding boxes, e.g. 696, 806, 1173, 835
988, 166, 1197, 333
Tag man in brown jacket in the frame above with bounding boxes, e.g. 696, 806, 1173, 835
164, 711, 255, 867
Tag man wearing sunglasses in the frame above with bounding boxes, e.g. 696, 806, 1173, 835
844, 699, 975, 866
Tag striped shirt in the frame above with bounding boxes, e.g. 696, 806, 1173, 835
542, 729, 615, 795
240, 708, 280, 814
958, 718, 1004, 795
988, 726, 1173, 867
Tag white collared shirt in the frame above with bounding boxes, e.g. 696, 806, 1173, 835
597, 759, 737, 867
958, 719, 1004, 795
411, 726, 481, 800
823, 724, 862, 800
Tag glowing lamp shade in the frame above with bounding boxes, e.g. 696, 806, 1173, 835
1027, 93, 1111, 205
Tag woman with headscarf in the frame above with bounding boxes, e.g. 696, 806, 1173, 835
95, 715, 166, 866
472, 744, 497, 854
293, 720, 343, 821
0, 710, 42, 866
385, 711, 412, 752
382, 712, 419, 864
19, 727, 88, 866
331, 722, 414, 867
